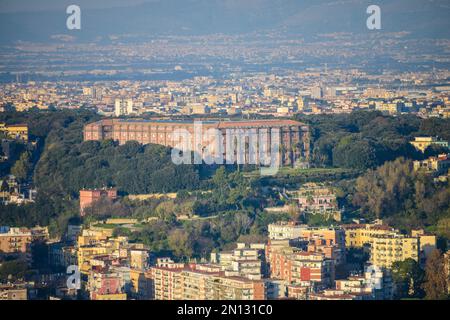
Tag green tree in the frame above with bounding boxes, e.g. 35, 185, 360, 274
11, 151, 31, 182
391, 258, 424, 299
155, 201, 177, 223
332, 136, 379, 170
423, 144, 449, 158
168, 229, 193, 259
0, 259, 29, 281
352, 157, 450, 231
423, 249, 448, 300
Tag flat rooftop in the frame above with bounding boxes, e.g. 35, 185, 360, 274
86, 118, 306, 127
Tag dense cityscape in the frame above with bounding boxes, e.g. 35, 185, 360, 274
0, 0, 449, 311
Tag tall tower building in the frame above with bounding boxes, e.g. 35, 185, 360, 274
311, 86, 323, 100
114, 98, 134, 116
92, 87, 103, 100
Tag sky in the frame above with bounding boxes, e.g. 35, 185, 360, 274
0, 0, 154, 12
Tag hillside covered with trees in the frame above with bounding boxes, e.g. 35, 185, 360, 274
350, 158, 450, 235
0, 110, 201, 234
0, 110, 449, 245
296, 111, 450, 169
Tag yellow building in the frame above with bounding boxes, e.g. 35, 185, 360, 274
130, 249, 149, 270
371, 235, 419, 269
77, 229, 110, 246
0, 123, 28, 142
76, 230, 125, 273
344, 224, 435, 268
343, 223, 398, 248
130, 269, 153, 300
77, 246, 110, 274
380, 103, 400, 115
0, 284, 27, 300
411, 229, 436, 259
94, 293, 127, 300
413, 154, 450, 174
410, 137, 449, 153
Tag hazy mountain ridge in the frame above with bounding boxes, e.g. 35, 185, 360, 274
0, 0, 449, 43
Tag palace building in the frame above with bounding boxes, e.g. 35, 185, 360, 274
83, 119, 310, 166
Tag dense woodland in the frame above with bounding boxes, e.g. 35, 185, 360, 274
296, 111, 450, 169
352, 158, 450, 233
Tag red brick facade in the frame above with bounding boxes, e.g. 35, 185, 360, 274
83, 119, 310, 166
79, 188, 118, 216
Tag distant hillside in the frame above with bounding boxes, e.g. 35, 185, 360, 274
0, 0, 449, 43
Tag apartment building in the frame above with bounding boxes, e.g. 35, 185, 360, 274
268, 247, 335, 289
115, 98, 134, 116
370, 235, 419, 268
207, 275, 266, 300
150, 265, 214, 300
299, 227, 346, 252
290, 252, 335, 288
130, 249, 149, 270
130, 269, 153, 300
343, 223, 435, 268
48, 242, 78, 268
335, 267, 393, 300
181, 268, 219, 300
335, 276, 371, 295
210, 242, 266, 279
0, 226, 48, 253
343, 222, 398, 248
266, 225, 345, 267
155, 257, 185, 269
286, 282, 316, 300
306, 237, 345, 266
76, 228, 148, 275
0, 227, 31, 253
77, 228, 111, 246
267, 245, 295, 281
149, 264, 266, 300
268, 222, 307, 240
411, 229, 437, 261
150, 266, 183, 300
